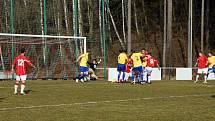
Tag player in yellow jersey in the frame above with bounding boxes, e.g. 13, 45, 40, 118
76, 52, 89, 82
117, 50, 127, 82
130, 50, 143, 84
207, 53, 215, 78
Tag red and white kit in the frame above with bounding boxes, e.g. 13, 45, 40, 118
13, 55, 33, 81
146, 55, 158, 75
196, 55, 208, 74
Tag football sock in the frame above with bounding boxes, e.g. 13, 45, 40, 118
14, 84, 18, 94
120, 72, 124, 81
21, 83, 25, 94
195, 75, 199, 82
132, 74, 135, 81
148, 76, 151, 83
118, 72, 121, 81
140, 73, 144, 82
204, 75, 207, 82
122, 72, 125, 81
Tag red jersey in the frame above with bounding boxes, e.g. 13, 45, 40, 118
146, 55, 158, 67
197, 55, 208, 69
13, 55, 33, 75
125, 61, 132, 73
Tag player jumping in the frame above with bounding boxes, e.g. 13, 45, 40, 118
76, 52, 89, 83
11, 48, 35, 95
117, 50, 127, 83
194, 52, 208, 83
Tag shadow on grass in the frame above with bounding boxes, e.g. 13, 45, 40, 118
0, 97, 6, 102
211, 95, 215, 98
24, 89, 34, 94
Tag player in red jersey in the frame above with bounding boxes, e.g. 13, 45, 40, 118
11, 48, 35, 95
124, 58, 132, 82
145, 53, 160, 84
194, 52, 208, 83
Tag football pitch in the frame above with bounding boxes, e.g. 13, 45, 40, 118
0, 80, 215, 121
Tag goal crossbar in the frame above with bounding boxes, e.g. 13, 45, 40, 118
0, 33, 87, 53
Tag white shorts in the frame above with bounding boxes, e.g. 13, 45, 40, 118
16, 75, 27, 81
146, 67, 153, 75
197, 68, 208, 74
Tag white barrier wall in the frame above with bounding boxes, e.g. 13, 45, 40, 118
108, 68, 161, 81
208, 73, 215, 80
176, 68, 193, 80
0, 71, 13, 79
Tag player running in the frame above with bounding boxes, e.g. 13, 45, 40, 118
145, 52, 160, 84
76, 52, 89, 83
11, 48, 35, 95
194, 52, 208, 83
130, 50, 143, 84
207, 53, 215, 78
117, 50, 127, 83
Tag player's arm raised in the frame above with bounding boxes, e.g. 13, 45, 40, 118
76, 55, 83, 63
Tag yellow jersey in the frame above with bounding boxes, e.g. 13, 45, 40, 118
208, 56, 215, 68
80, 53, 89, 67
131, 53, 142, 67
118, 53, 127, 64
142, 56, 147, 67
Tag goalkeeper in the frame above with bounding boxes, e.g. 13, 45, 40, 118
87, 58, 101, 80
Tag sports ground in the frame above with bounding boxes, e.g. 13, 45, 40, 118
0, 80, 215, 121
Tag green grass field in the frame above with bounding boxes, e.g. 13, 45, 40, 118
0, 80, 215, 121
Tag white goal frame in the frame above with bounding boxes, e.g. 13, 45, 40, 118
0, 33, 87, 53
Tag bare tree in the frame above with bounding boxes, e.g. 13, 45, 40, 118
201, 0, 205, 52
127, 0, 131, 53
122, 0, 126, 44
107, 6, 125, 49
88, 0, 93, 36
134, 2, 140, 36
40, 0, 44, 35
163, 0, 167, 77
63, 0, 69, 34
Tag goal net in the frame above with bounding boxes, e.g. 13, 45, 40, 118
0, 33, 86, 80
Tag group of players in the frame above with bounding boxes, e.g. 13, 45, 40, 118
11, 47, 215, 95
194, 52, 215, 83
117, 48, 160, 84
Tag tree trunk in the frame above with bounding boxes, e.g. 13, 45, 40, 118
88, 0, 93, 36
134, 2, 140, 36
127, 0, 131, 53
205, 0, 209, 49
63, 0, 69, 34
40, 0, 44, 35
188, 0, 193, 67
4, 0, 9, 32
167, 0, 172, 67
162, 0, 167, 77
107, 6, 125, 50
201, 0, 205, 52
122, 0, 126, 44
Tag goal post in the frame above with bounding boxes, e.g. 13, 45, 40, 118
0, 33, 87, 80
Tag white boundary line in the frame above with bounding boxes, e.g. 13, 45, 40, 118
0, 93, 214, 111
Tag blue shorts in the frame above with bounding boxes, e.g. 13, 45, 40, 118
80, 66, 88, 73
117, 64, 125, 72
208, 65, 215, 73
213, 65, 215, 73
132, 66, 143, 73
